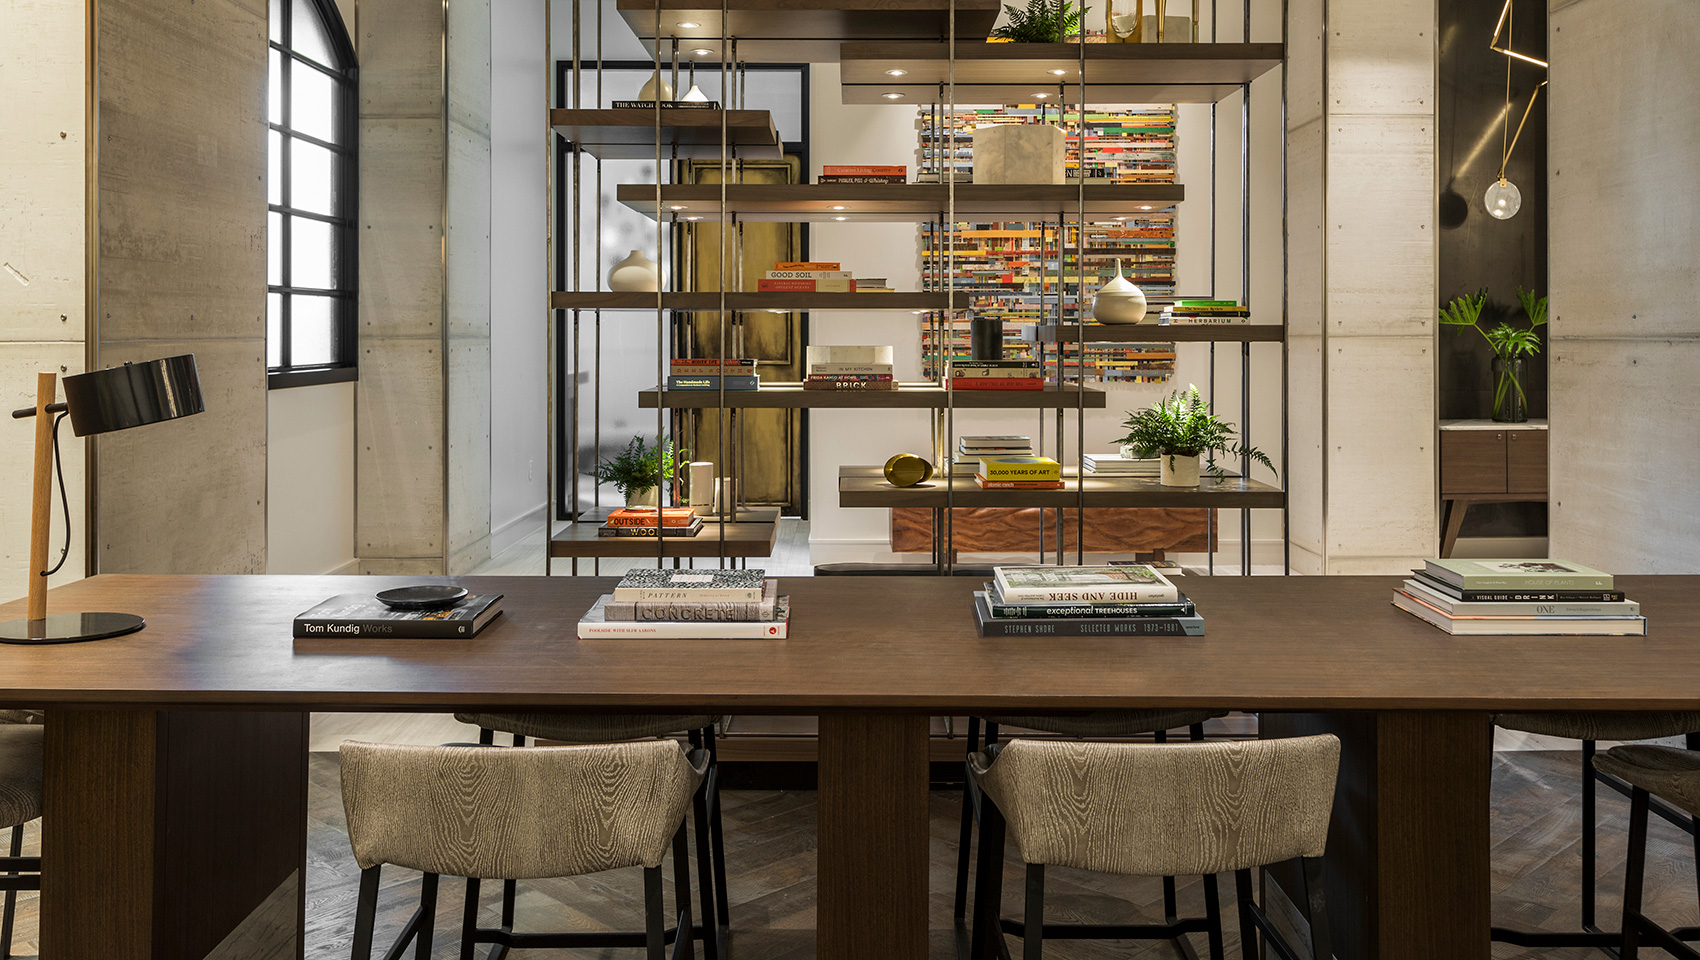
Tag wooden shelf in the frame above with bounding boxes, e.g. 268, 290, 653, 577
550, 509, 780, 559
1026, 323, 1285, 343
840, 42, 1285, 104
615, 0, 1000, 64
550, 291, 964, 312
838, 464, 1285, 509
549, 108, 781, 160
638, 383, 1109, 409
618, 182, 1185, 222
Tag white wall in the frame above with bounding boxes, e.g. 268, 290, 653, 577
267, 382, 356, 574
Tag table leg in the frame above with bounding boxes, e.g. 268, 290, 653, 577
817, 713, 930, 960
41, 709, 308, 959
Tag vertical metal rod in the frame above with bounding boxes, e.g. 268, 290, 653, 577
1240, 77, 1251, 576
1075, 35, 1087, 566
544, 0, 556, 574
653, 0, 665, 567
943, 0, 956, 577
716, 0, 729, 565
571, 0, 580, 108
1280, 0, 1291, 575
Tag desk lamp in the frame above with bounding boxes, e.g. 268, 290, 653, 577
0, 355, 204, 644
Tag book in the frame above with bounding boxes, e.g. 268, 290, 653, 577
1423, 558, 1614, 591
1400, 580, 1641, 618
604, 507, 699, 527
821, 164, 906, 176
666, 367, 758, 377
979, 456, 1061, 480
613, 568, 767, 602
806, 344, 893, 366
765, 270, 854, 280
994, 564, 1180, 604
667, 375, 761, 391
1162, 316, 1252, 325
1391, 591, 1647, 636
611, 100, 721, 110
1161, 306, 1250, 316
983, 584, 1196, 619
774, 261, 840, 270
671, 357, 756, 367
604, 580, 781, 622
1083, 454, 1159, 475
974, 593, 1203, 637
805, 373, 894, 382
578, 594, 790, 638
802, 378, 897, 390
294, 593, 504, 639
598, 522, 703, 538
974, 475, 1064, 490
949, 361, 1040, 370
1407, 570, 1627, 603
757, 278, 855, 293
960, 435, 1032, 449
815, 175, 906, 184
808, 363, 893, 375
949, 367, 1043, 379
951, 378, 1046, 390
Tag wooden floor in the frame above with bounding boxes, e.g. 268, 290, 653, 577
3, 749, 1696, 959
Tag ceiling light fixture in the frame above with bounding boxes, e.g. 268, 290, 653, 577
1032, 93, 1050, 99
676, 20, 700, 28
832, 216, 848, 221
1484, 0, 1547, 221
691, 47, 713, 56
670, 205, 687, 211
881, 92, 905, 100
885, 69, 908, 77
831, 205, 846, 210
1140, 205, 1152, 211
1049, 69, 1067, 76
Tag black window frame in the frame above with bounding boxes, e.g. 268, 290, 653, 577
268, 0, 360, 389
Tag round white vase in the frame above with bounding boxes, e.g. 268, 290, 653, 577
1159, 453, 1200, 487
608, 250, 660, 292
1091, 259, 1148, 324
638, 72, 674, 101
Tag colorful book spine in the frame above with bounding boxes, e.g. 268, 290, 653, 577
604, 515, 698, 528
951, 378, 1046, 390
816, 175, 906, 184
765, 270, 854, 280
806, 373, 894, 381
975, 476, 1064, 490
950, 368, 1043, 378
671, 358, 756, 367
773, 261, 841, 270
808, 364, 893, 375
975, 595, 1202, 637
988, 596, 1196, 619
802, 379, 897, 390
757, 278, 856, 293
821, 165, 906, 175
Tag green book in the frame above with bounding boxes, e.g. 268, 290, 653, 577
1422, 558, 1614, 591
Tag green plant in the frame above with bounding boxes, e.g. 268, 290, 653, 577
990, 0, 1089, 42
1115, 384, 1275, 479
592, 435, 681, 500
1438, 287, 1548, 419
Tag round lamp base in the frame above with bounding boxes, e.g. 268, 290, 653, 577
0, 612, 146, 645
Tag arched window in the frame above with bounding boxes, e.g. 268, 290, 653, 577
267, 0, 358, 386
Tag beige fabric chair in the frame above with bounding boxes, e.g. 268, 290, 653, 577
339, 738, 706, 960
969, 735, 1340, 960
0, 724, 43, 960
1592, 745, 1700, 960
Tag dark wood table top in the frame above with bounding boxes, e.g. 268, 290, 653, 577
2, 574, 1695, 713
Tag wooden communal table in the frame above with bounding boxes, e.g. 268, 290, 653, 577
4, 574, 1699, 960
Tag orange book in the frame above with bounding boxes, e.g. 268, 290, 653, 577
974, 476, 1066, 490
605, 507, 697, 527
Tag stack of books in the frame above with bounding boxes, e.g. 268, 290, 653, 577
974, 564, 1203, 637
817, 164, 906, 184
598, 506, 703, 539
578, 568, 791, 638
856, 277, 894, 292
805, 344, 895, 391
949, 435, 1031, 477
1083, 453, 1160, 477
1159, 299, 1250, 325
949, 359, 1043, 391
758, 261, 857, 293
1393, 558, 1646, 635
977, 455, 1062, 490
668, 357, 760, 391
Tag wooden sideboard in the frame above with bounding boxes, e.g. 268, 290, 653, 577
1438, 419, 1548, 557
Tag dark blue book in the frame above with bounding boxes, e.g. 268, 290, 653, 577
667, 375, 760, 391
973, 593, 1203, 637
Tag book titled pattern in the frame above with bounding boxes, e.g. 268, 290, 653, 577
613, 568, 766, 602
605, 580, 781, 621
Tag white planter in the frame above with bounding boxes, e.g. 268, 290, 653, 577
608, 249, 660, 292
972, 123, 1066, 185
1159, 453, 1200, 487
625, 486, 659, 507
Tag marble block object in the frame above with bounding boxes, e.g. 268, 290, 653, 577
972, 124, 1066, 185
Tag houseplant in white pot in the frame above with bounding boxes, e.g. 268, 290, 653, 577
1115, 384, 1274, 487
592, 435, 681, 507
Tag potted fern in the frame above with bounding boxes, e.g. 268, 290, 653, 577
990, 0, 1090, 41
1116, 384, 1275, 487
1438, 287, 1547, 423
592, 435, 681, 507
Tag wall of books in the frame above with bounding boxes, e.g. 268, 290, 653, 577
918, 105, 1179, 384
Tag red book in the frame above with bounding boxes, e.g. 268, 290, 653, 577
822, 164, 905, 176
974, 475, 1066, 490
757, 278, 856, 292
951, 378, 1046, 390
671, 357, 755, 367
605, 507, 697, 527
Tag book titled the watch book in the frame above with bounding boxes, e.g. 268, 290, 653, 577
294, 594, 504, 639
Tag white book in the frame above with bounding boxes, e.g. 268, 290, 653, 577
993, 564, 1179, 604
611, 568, 767, 602
578, 595, 791, 638
1401, 579, 1640, 618
1391, 590, 1646, 636
805, 344, 894, 366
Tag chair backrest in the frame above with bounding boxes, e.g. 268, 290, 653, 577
0, 724, 43, 830
971, 734, 1340, 876
340, 739, 706, 880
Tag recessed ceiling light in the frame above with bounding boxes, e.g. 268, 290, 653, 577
676, 20, 700, 28
831, 205, 846, 210
1032, 93, 1050, 99
670, 205, 687, 210
1140, 205, 1152, 210
684, 215, 702, 221
691, 47, 713, 56
881, 92, 905, 100
833, 216, 848, 221
1049, 69, 1067, 76
885, 69, 908, 77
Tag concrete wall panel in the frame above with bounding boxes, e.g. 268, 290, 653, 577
360, 119, 445, 341
356, 337, 445, 560
1323, 335, 1435, 560
1325, 116, 1434, 336
1327, 0, 1434, 116
359, 0, 445, 119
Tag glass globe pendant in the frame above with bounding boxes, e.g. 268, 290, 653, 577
1485, 177, 1522, 220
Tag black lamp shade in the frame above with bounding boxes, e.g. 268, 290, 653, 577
61, 355, 203, 437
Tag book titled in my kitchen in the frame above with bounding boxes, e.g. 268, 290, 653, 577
1422, 558, 1613, 591
992, 564, 1179, 604
612, 568, 767, 602
294, 593, 503, 639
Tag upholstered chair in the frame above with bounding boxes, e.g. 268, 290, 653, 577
0, 723, 42, 960
1593, 744, 1700, 960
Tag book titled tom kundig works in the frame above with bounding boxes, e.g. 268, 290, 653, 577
993, 565, 1179, 604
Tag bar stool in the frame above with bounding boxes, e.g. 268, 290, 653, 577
339, 738, 706, 960
1592, 744, 1700, 959
954, 709, 1227, 950
968, 734, 1340, 960
453, 712, 730, 957
1491, 711, 1700, 952
0, 723, 43, 960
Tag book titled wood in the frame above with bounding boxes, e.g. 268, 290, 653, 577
756, 278, 855, 292
604, 507, 699, 527
666, 375, 761, 391
1408, 571, 1627, 603
1391, 591, 1646, 636
994, 564, 1179, 604
952, 378, 1046, 390
294, 593, 504, 639
613, 568, 767, 602
974, 594, 1202, 637
984, 585, 1196, 619
979, 456, 1061, 480
579, 594, 790, 638
605, 580, 781, 622
1423, 558, 1614, 591
1399, 581, 1641, 618
975, 476, 1064, 490
598, 523, 703, 538
821, 165, 906, 175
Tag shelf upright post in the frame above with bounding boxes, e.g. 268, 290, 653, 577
652, 0, 666, 568
1280, 0, 1291, 575
592, 0, 603, 547
1074, 39, 1087, 566
943, 0, 957, 577
716, 0, 730, 567
1239, 70, 1251, 576
544, 0, 555, 574
571, 2, 584, 568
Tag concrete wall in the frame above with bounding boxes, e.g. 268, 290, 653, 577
267, 382, 356, 573
96, 0, 270, 574
1547, 0, 1700, 573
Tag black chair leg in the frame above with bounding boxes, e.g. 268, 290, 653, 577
1202, 871, 1226, 960
1583, 739, 1599, 930
1301, 856, 1332, 960
1690, 732, 1700, 916
1024, 863, 1045, 960
477, 727, 494, 745
970, 788, 1007, 960
706, 729, 730, 935
645, 864, 667, 960
501, 877, 517, 929
955, 716, 983, 923
1235, 869, 1258, 960
688, 730, 718, 960
460, 878, 481, 960
672, 823, 696, 960
1, 824, 20, 960
1623, 787, 1650, 960
415, 872, 439, 960
352, 865, 381, 960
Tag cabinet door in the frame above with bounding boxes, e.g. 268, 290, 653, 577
1440, 431, 1507, 496
1506, 430, 1548, 495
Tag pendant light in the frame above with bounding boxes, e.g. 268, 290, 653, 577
1485, 0, 1548, 221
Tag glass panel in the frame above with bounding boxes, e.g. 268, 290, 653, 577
267, 293, 284, 368
290, 0, 340, 68
289, 216, 339, 290
268, 130, 283, 206
290, 64, 342, 144
291, 295, 337, 367
269, 0, 283, 45
268, 212, 284, 286
269, 50, 284, 125
290, 138, 338, 215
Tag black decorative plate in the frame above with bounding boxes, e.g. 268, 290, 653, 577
375, 585, 469, 610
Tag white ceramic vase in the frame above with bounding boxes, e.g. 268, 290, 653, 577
1159, 453, 1200, 487
1092, 259, 1148, 324
638, 72, 673, 101
608, 249, 660, 292
625, 486, 659, 508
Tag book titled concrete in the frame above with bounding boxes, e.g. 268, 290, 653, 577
605, 579, 781, 621
579, 595, 790, 638
993, 564, 1179, 604
294, 593, 503, 639
613, 568, 767, 602
1423, 558, 1613, 591
974, 593, 1202, 637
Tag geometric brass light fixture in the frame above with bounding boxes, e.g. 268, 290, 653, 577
1485, 0, 1548, 221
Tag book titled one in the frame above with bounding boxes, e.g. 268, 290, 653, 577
993, 564, 1180, 604
984, 585, 1196, 619
294, 593, 504, 639
604, 507, 699, 527
974, 594, 1202, 637
597, 523, 703, 538
773, 261, 840, 270
979, 456, 1061, 479
765, 270, 854, 280
667, 375, 761, 391
1399, 581, 1641, 618
578, 595, 790, 639
613, 568, 767, 602
1408, 570, 1627, 603
605, 580, 781, 622
1423, 558, 1614, 591
975, 475, 1064, 490
821, 165, 906, 175
1391, 591, 1646, 636
952, 378, 1046, 390
756, 278, 855, 293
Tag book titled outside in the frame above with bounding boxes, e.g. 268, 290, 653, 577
1423, 559, 1613, 591
994, 564, 1179, 604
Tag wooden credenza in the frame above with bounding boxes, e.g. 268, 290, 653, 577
1438, 419, 1548, 557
